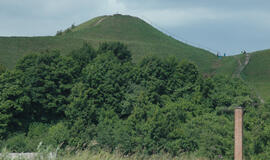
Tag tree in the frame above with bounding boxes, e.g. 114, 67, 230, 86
68, 42, 97, 75
66, 52, 133, 146
16, 51, 77, 121
0, 51, 77, 138
137, 57, 201, 104
56, 30, 63, 36
98, 42, 132, 62
0, 70, 27, 137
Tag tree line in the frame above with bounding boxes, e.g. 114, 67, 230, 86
0, 42, 270, 159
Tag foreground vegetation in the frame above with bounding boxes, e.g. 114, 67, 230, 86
0, 42, 270, 159
59, 150, 207, 160
0, 149, 206, 160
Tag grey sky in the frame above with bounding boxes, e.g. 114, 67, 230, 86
1, 0, 270, 55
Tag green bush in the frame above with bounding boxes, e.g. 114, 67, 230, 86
26, 123, 50, 151
98, 42, 132, 62
96, 109, 121, 151
56, 30, 63, 36
46, 122, 70, 148
5, 133, 28, 152
67, 118, 96, 148
185, 114, 234, 159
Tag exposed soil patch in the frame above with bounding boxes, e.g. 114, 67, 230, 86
94, 17, 107, 26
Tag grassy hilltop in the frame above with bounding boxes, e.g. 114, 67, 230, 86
0, 14, 218, 73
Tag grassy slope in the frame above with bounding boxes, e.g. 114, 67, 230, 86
0, 14, 218, 74
69, 14, 219, 73
3, 14, 269, 100
211, 54, 244, 77
0, 36, 84, 69
242, 50, 270, 101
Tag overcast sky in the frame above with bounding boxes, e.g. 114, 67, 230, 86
1, 0, 270, 55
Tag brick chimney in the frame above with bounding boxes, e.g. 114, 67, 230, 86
234, 107, 243, 160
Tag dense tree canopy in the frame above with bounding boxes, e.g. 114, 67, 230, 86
0, 42, 268, 159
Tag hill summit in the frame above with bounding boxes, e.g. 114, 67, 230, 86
0, 14, 216, 72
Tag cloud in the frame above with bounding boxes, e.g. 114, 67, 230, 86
0, 0, 127, 36
128, 6, 270, 31
137, 8, 217, 27
1, 0, 270, 33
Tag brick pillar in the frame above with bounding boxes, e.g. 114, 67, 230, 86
234, 107, 243, 160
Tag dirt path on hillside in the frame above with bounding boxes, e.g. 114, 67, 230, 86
233, 54, 250, 79
233, 54, 265, 103
94, 17, 107, 26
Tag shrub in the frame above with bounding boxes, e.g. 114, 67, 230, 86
46, 122, 70, 148
98, 42, 132, 62
56, 30, 63, 36
26, 123, 50, 151
5, 133, 28, 152
186, 114, 234, 159
96, 109, 120, 151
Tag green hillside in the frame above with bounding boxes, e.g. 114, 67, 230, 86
0, 14, 218, 73
242, 50, 270, 101
1, 14, 269, 101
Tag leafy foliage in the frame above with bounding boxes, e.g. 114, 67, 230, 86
0, 42, 268, 159
98, 42, 132, 62
0, 70, 25, 137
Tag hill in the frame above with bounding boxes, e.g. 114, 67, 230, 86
1, 14, 269, 101
242, 49, 270, 101
0, 14, 218, 73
